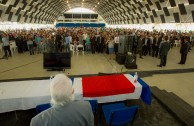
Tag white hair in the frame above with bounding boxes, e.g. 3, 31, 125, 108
50, 74, 74, 106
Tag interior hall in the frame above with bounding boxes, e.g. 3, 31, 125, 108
0, 0, 194, 126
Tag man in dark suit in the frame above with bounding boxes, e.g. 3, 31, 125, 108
137, 34, 144, 59
142, 35, 151, 56
157, 36, 171, 67
15, 34, 23, 53
179, 37, 190, 64
97, 33, 104, 53
152, 34, 162, 57
55, 32, 62, 52
132, 33, 138, 54
90, 34, 96, 54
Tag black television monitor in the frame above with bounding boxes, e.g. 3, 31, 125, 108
43, 53, 71, 70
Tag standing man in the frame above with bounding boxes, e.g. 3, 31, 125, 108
2, 34, 12, 58
157, 36, 171, 67
64, 33, 71, 53
55, 32, 62, 52
15, 34, 23, 53
152, 34, 162, 57
132, 33, 138, 54
137, 34, 144, 59
97, 33, 104, 53
179, 37, 190, 64
90, 34, 96, 54
142, 35, 151, 56
156, 34, 163, 58
114, 33, 119, 54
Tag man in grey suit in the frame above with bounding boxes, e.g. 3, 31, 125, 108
157, 36, 171, 67
30, 74, 94, 126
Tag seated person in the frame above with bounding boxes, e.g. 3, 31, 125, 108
30, 74, 94, 126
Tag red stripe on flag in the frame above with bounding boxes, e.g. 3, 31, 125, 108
82, 74, 135, 97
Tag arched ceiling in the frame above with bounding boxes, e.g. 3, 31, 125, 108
0, 0, 194, 24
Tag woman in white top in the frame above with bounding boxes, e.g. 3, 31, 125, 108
108, 36, 115, 60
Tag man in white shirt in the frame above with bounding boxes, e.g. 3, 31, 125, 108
114, 33, 119, 54
2, 34, 12, 58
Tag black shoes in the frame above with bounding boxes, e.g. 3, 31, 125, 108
178, 62, 185, 64
157, 65, 162, 67
2, 56, 8, 60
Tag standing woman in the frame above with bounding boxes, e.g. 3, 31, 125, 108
108, 36, 115, 60
85, 34, 91, 52
35, 34, 42, 54
27, 35, 34, 55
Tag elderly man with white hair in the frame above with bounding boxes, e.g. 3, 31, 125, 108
30, 74, 94, 126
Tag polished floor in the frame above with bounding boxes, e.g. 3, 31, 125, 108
0, 47, 194, 107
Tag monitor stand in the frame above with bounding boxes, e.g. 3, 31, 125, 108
47, 68, 65, 72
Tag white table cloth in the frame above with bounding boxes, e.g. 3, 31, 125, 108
0, 74, 143, 113
0, 80, 51, 113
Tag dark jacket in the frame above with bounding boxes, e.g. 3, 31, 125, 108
153, 37, 162, 47
142, 38, 151, 46
159, 42, 171, 56
137, 38, 143, 50
97, 36, 104, 45
180, 42, 190, 54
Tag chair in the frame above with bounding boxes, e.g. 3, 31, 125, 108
88, 100, 98, 126
10, 41, 17, 55
88, 100, 98, 114
102, 103, 139, 126
174, 40, 180, 47
70, 44, 75, 55
36, 103, 51, 114
10, 41, 17, 51
76, 44, 84, 55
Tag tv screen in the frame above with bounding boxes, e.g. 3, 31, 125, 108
43, 53, 71, 69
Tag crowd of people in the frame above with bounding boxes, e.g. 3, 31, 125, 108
0, 27, 193, 65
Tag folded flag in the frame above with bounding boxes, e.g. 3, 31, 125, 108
82, 74, 135, 97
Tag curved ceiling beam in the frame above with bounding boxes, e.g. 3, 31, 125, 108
0, 0, 193, 24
